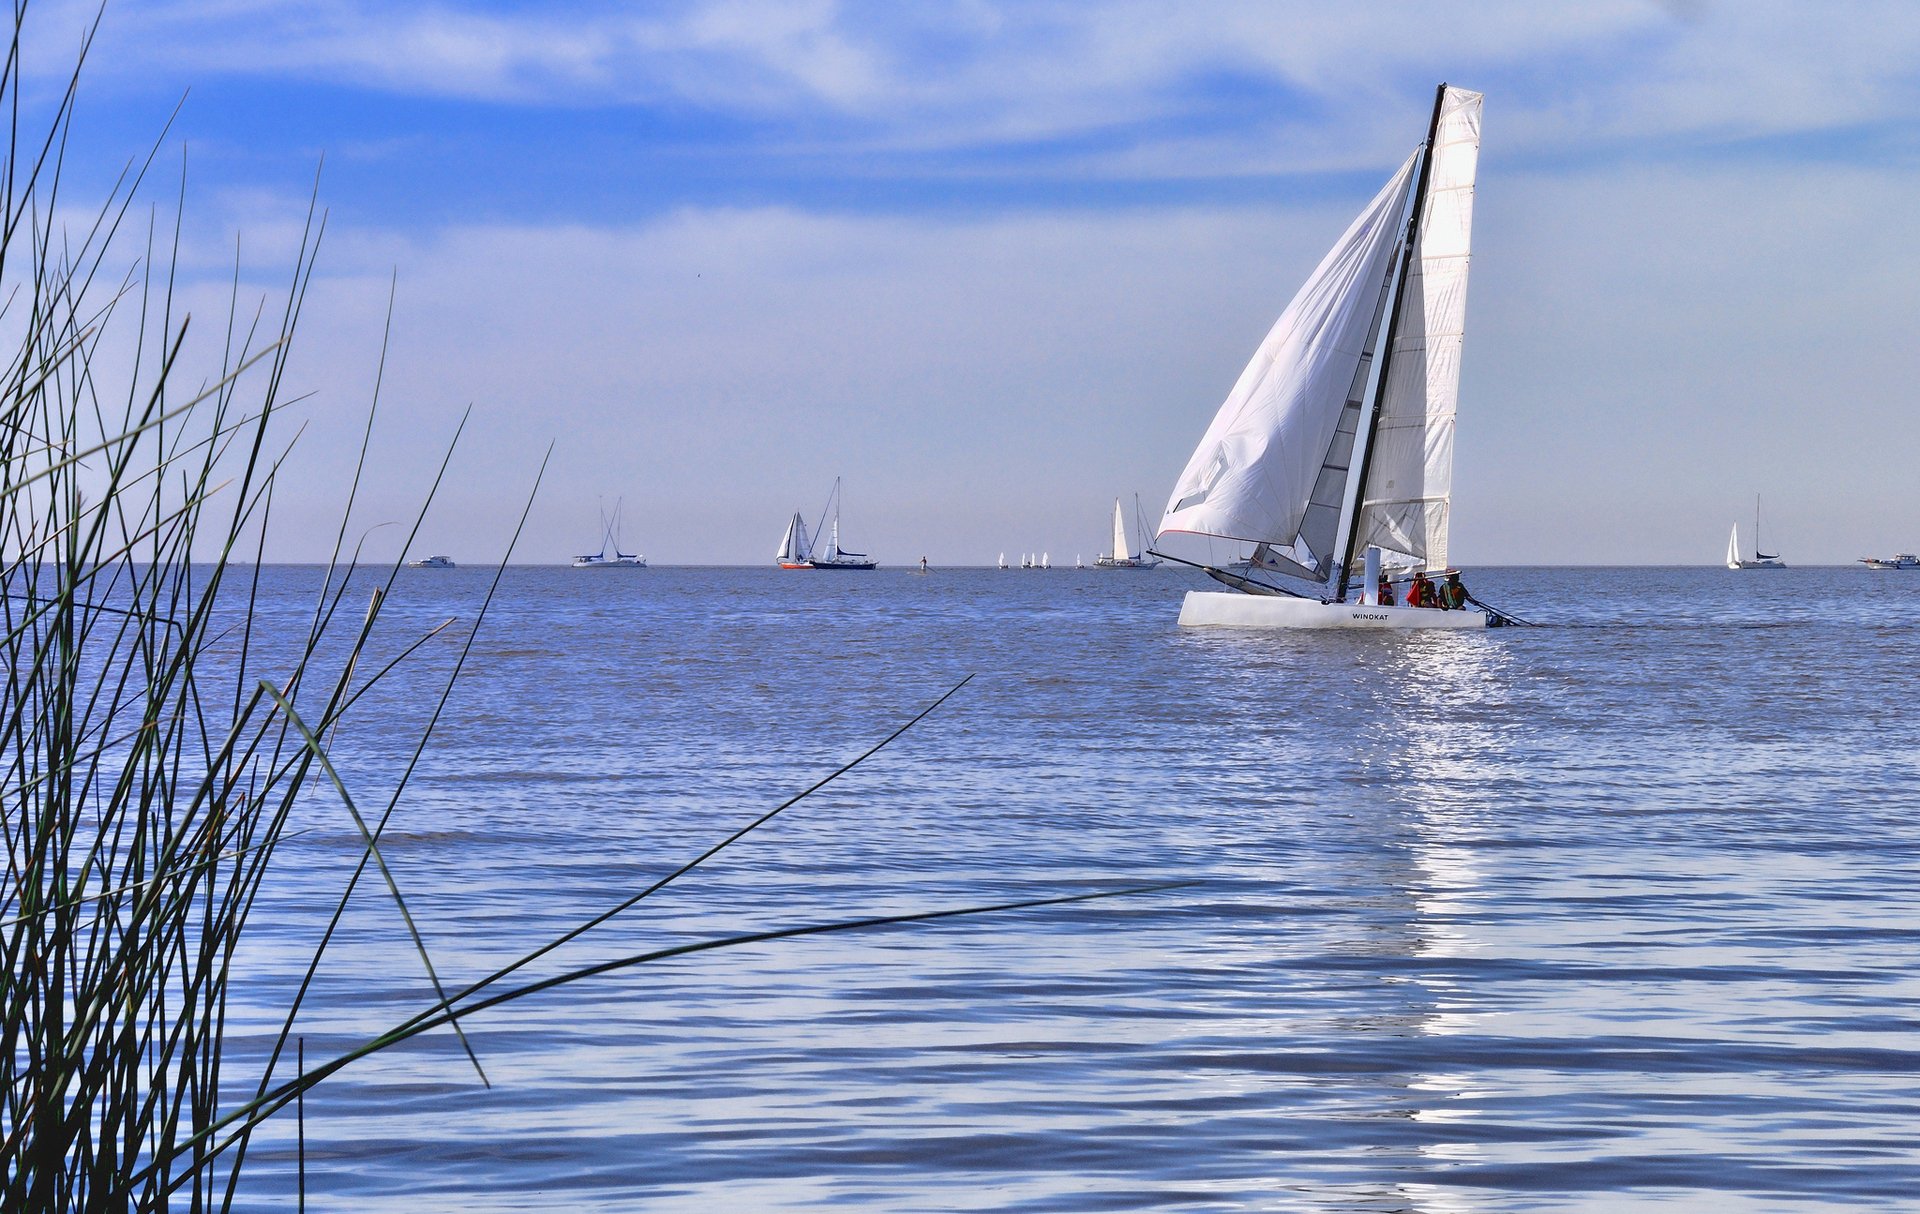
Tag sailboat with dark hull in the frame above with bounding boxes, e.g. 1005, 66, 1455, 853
776, 478, 877, 570
1726, 497, 1785, 569
1156, 84, 1493, 629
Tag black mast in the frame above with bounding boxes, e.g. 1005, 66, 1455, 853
1334, 82, 1449, 603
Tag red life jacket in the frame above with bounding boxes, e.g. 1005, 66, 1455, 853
1406, 580, 1426, 607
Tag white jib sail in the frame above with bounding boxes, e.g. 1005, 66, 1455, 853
1726, 524, 1740, 567
777, 512, 811, 562
1352, 86, 1483, 573
1158, 154, 1416, 554
1111, 499, 1131, 561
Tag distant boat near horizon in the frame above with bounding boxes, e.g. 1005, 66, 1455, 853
778, 478, 877, 570
1727, 497, 1784, 569
406, 554, 455, 569
1859, 553, 1920, 570
1093, 495, 1163, 570
573, 498, 646, 569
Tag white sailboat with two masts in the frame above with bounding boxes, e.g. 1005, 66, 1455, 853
1156, 84, 1498, 629
572, 498, 646, 568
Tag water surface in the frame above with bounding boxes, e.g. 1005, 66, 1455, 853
230, 564, 1920, 1211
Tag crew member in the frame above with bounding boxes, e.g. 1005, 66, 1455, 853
1407, 571, 1432, 608
1442, 570, 1469, 610
1377, 575, 1394, 607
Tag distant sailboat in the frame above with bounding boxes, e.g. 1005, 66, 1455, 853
1094, 495, 1163, 569
1157, 84, 1495, 629
998, 552, 1008, 570
573, 499, 646, 568
778, 478, 877, 570
1726, 498, 1785, 569
777, 512, 814, 569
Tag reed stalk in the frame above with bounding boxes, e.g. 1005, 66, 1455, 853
0, 7, 1179, 1209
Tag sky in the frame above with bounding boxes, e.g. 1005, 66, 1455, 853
29, 0, 1920, 565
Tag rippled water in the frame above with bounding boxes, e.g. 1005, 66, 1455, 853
227, 564, 1920, 1211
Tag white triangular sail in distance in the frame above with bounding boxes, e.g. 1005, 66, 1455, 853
1352, 87, 1483, 574
1110, 499, 1132, 561
1726, 524, 1740, 569
777, 512, 812, 563
1157, 153, 1416, 569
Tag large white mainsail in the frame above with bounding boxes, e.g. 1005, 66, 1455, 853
1157, 154, 1416, 575
1111, 499, 1132, 561
1351, 87, 1483, 573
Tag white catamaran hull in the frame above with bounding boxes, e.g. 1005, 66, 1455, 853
1178, 591, 1488, 630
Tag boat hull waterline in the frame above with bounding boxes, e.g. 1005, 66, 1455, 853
1178, 591, 1489, 630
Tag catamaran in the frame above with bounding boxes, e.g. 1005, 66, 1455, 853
1157, 84, 1498, 629
1725, 497, 1784, 569
572, 499, 646, 568
777, 478, 877, 570
1094, 496, 1163, 569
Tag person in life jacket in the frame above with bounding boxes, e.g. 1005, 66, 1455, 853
1377, 575, 1394, 606
1407, 571, 1432, 608
1442, 570, 1469, 610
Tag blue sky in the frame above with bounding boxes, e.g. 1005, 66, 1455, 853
39, 0, 1920, 564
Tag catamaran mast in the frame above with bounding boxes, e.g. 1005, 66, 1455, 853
1333, 83, 1449, 603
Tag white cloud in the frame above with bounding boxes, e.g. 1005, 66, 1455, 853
174, 148, 1920, 567
39, 1, 1920, 174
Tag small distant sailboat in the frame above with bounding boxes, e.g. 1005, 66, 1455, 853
777, 512, 814, 569
1094, 495, 1163, 569
1157, 85, 1496, 629
573, 498, 646, 568
778, 478, 877, 570
998, 552, 1008, 570
407, 554, 455, 569
1726, 498, 1784, 569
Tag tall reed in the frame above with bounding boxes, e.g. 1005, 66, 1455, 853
0, 9, 1176, 1210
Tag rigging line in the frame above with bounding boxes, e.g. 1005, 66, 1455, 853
1144, 548, 1308, 598
1466, 595, 1532, 626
